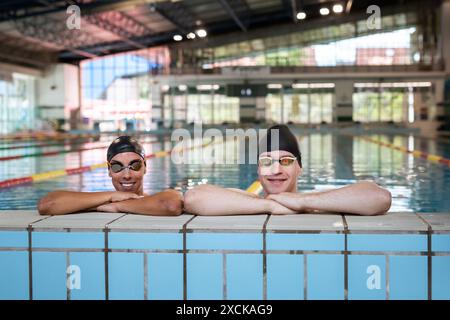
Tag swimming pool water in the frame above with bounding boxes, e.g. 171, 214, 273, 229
0, 132, 449, 212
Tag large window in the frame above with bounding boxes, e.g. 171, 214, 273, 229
163, 86, 239, 125
353, 82, 433, 122
204, 12, 424, 69
81, 47, 169, 131
266, 84, 334, 124
0, 73, 35, 135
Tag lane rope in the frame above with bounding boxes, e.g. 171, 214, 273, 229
359, 136, 450, 167
0, 138, 161, 161
0, 137, 219, 189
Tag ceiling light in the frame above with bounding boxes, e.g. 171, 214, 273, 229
173, 34, 182, 41
196, 29, 207, 38
332, 4, 343, 13
187, 32, 196, 39
296, 12, 306, 20
320, 7, 330, 15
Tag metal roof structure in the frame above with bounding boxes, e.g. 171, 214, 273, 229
0, 0, 439, 70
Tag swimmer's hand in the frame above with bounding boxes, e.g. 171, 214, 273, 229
110, 191, 142, 203
268, 199, 298, 215
96, 203, 120, 213
266, 192, 306, 212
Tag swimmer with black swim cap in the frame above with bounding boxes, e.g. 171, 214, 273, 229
38, 136, 182, 216
107, 136, 146, 163
185, 124, 391, 216
257, 124, 303, 195
106, 136, 147, 195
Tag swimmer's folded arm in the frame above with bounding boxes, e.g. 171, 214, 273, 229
183, 184, 297, 216
37, 189, 183, 216
37, 190, 126, 215
96, 189, 183, 216
267, 181, 392, 216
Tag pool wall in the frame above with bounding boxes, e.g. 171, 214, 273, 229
0, 211, 449, 300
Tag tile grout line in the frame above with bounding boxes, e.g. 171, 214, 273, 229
223, 253, 227, 300
413, 213, 433, 300
182, 215, 197, 300
27, 215, 51, 301
27, 225, 33, 300
262, 214, 271, 300
103, 213, 128, 300
144, 253, 148, 300
386, 255, 390, 300
66, 251, 71, 300
341, 214, 349, 300
303, 254, 307, 300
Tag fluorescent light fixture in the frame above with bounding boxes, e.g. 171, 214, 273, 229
162, 85, 170, 92
354, 82, 432, 88
309, 83, 335, 88
187, 32, 196, 39
267, 83, 282, 89
320, 8, 330, 15
292, 83, 309, 89
292, 83, 335, 89
173, 34, 183, 41
178, 85, 187, 91
202, 64, 213, 69
196, 29, 207, 38
332, 4, 343, 13
296, 12, 306, 20
196, 84, 219, 91
408, 87, 414, 123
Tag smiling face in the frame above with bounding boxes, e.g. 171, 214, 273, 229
257, 150, 302, 195
108, 152, 146, 195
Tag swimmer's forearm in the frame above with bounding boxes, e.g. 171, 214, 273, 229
301, 181, 392, 215
38, 191, 114, 215
184, 184, 271, 216
114, 190, 183, 216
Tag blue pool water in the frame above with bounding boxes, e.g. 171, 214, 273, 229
0, 131, 450, 212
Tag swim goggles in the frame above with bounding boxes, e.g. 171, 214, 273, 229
108, 160, 143, 173
258, 156, 297, 167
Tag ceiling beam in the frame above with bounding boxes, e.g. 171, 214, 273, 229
216, 0, 247, 31
170, 1, 424, 51
83, 13, 147, 49
150, 3, 190, 34
0, 0, 165, 23
346, 0, 353, 14
57, 0, 430, 63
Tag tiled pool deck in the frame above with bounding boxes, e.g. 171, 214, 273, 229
0, 211, 449, 300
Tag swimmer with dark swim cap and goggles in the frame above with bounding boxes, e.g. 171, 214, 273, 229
38, 136, 182, 216
184, 124, 392, 216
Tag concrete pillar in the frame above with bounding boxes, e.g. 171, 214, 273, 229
434, 79, 445, 122
334, 80, 354, 122
441, 0, 450, 127
255, 97, 266, 122
442, 0, 450, 75
332, 134, 354, 180
239, 97, 257, 123
151, 82, 163, 129
36, 63, 79, 131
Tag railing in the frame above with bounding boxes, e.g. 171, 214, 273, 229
160, 64, 443, 76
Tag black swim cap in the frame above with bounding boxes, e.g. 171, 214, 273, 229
258, 124, 302, 167
107, 136, 145, 162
